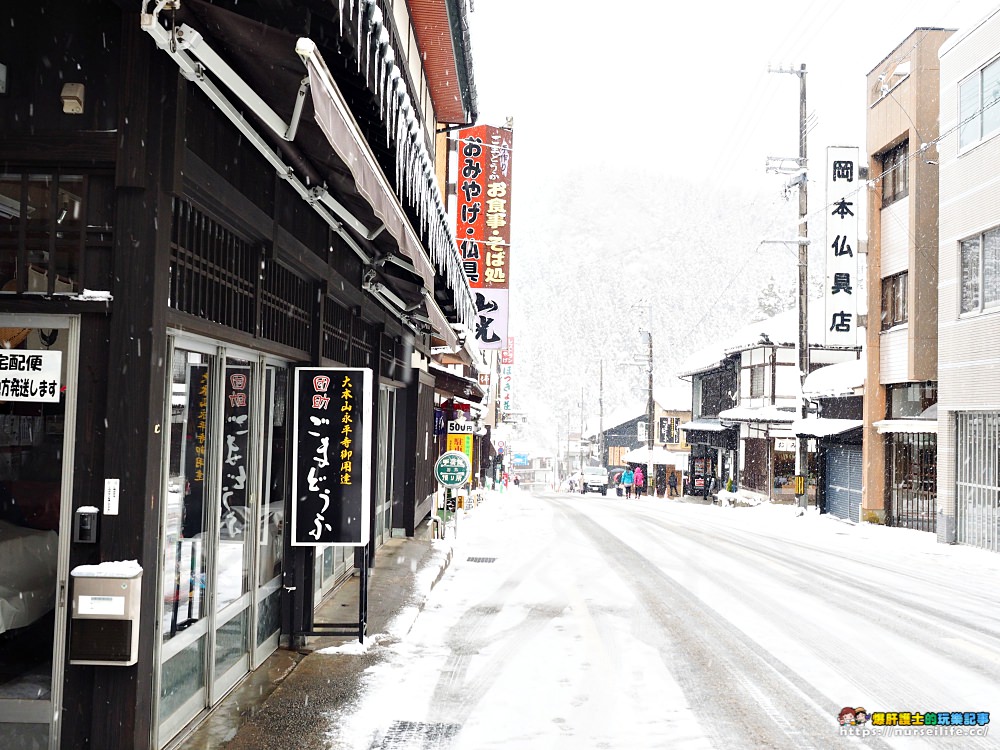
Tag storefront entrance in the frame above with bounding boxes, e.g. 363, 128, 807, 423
0, 316, 78, 749
155, 337, 288, 747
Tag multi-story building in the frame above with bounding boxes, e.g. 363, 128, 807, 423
863, 28, 953, 532
937, 9, 1000, 552
0, 1, 480, 747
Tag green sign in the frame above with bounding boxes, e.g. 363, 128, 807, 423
435, 450, 472, 488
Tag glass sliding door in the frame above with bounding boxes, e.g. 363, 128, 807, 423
0, 317, 78, 750
158, 344, 216, 742
157, 341, 290, 746
211, 357, 256, 702
253, 365, 286, 665
374, 387, 396, 547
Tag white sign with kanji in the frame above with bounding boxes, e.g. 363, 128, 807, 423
825, 146, 860, 347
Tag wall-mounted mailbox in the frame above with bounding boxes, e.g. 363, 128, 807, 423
69, 561, 142, 666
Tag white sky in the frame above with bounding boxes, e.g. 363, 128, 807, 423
465, 0, 999, 433
468, 0, 999, 190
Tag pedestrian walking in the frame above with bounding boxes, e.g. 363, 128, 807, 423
655, 470, 666, 498
621, 466, 634, 499
668, 471, 679, 497
634, 465, 645, 498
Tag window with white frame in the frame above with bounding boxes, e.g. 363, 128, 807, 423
749, 364, 766, 398
959, 57, 1000, 149
960, 227, 1000, 314
881, 271, 908, 329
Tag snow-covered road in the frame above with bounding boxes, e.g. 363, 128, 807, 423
325, 490, 1000, 749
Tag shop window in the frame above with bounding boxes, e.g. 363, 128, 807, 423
0, 172, 85, 293
959, 227, 1000, 315
887, 382, 937, 419
0, 326, 67, 706
880, 141, 908, 207
881, 272, 908, 330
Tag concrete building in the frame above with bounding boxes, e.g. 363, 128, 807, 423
863, 28, 954, 531
937, 9, 1000, 552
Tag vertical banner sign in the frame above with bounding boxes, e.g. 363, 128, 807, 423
291, 367, 373, 546
825, 146, 860, 347
182, 364, 209, 539
500, 337, 515, 420
446, 419, 474, 467
456, 124, 514, 349
221, 365, 252, 522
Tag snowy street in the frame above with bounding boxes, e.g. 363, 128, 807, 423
327, 490, 1000, 750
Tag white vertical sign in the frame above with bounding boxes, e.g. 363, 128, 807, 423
825, 146, 860, 347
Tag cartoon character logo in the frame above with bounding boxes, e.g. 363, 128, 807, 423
838, 707, 857, 725
855, 708, 869, 725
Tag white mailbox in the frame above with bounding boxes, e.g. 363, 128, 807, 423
69, 560, 142, 666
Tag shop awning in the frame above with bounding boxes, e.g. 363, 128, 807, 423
873, 419, 938, 435
140, 2, 473, 347
429, 363, 485, 402
791, 418, 863, 438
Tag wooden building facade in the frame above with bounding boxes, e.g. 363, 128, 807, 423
0, 0, 478, 747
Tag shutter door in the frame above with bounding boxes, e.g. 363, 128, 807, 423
847, 447, 863, 523
827, 446, 863, 522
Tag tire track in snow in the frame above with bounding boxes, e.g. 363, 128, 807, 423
552, 498, 893, 750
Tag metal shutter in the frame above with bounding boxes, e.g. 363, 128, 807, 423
827, 446, 862, 521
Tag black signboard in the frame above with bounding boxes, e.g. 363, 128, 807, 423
291, 367, 372, 546
221, 364, 252, 519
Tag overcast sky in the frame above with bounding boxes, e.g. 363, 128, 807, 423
464, 0, 1000, 434
468, 0, 999, 189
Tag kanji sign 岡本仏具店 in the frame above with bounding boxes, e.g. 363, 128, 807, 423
825, 146, 860, 347
290, 367, 372, 546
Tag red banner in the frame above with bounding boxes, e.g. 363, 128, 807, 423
456, 125, 513, 289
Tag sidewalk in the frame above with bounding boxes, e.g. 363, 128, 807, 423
172, 518, 455, 750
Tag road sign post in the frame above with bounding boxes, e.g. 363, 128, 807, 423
435, 451, 472, 538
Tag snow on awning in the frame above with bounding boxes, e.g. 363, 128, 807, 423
297, 39, 473, 326
791, 418, 863, 438
718, 405, 797, 423
621, 446, 690, 465
679, 419, 730, 432
873, 419, 938, 435
802, 359, 865, 398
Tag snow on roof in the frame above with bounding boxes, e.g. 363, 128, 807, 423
677, 298, 848, 377
791, 417, 863, 437
803, 358, 865, 398
679, 419, 728, 432
719, 404, 797, 423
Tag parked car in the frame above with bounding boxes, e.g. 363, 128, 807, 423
580, 465, 609, 495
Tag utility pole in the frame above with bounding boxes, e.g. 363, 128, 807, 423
599, 360, 604, 467
646, 329, 654, 497
579, 385, 585, 472
768, 63, 809, 510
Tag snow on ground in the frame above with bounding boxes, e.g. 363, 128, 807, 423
323, 488, 1000, 749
